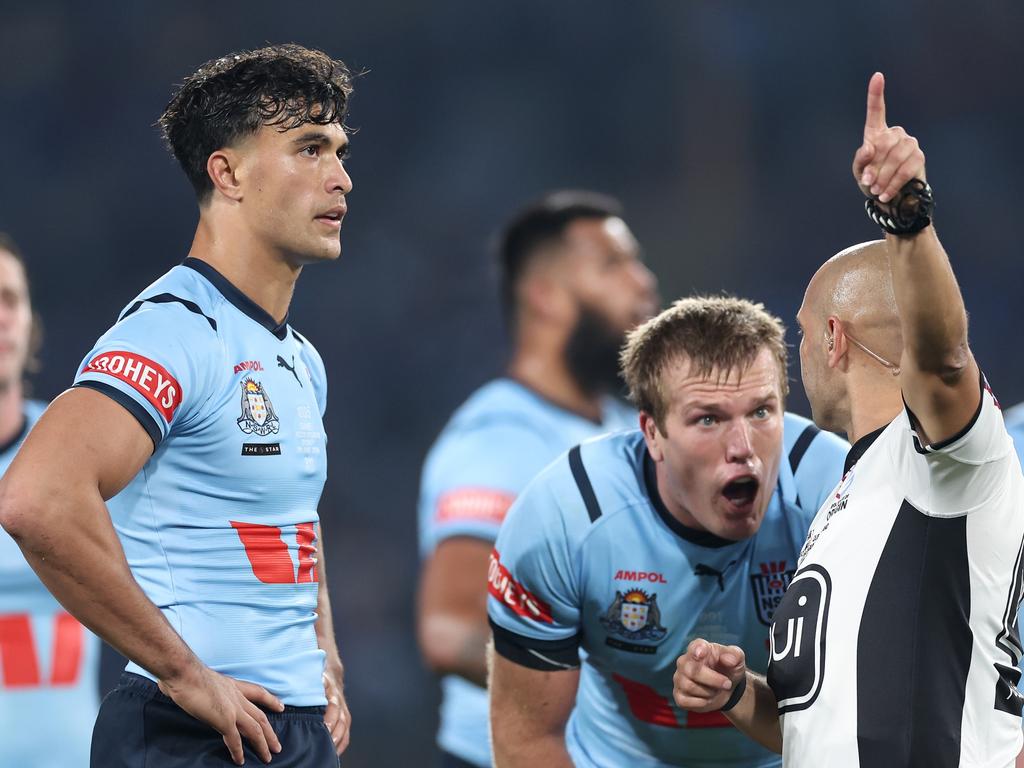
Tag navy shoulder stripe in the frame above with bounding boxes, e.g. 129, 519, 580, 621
291, 329, 306, 345
119, 293, 217, 332
788, 423, 820, 475
568, 445, 602, 523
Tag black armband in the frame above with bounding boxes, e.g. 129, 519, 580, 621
719, 672, 748, 712
864, 178, 934, 236
489, 619, 581, 671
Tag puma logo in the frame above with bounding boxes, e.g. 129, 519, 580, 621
693, 561, 738, 592
277, 355, 302, 387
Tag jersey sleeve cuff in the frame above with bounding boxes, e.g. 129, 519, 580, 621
73, 380, 162, 449
489, 618, 580, 671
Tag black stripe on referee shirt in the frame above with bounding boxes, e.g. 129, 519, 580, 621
856, 499, 971, 767
568, 445, 602, 523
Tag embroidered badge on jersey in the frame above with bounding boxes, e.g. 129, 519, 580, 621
750, 560, 796, 626
237, 378, 280, 436
600, 589, 668, 653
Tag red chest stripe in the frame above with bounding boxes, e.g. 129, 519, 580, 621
82, 351, 182, 422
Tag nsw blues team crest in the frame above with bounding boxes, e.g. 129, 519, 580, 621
237, 378, 280, 436
750, 561, 794, 626
600, 589, 667, 654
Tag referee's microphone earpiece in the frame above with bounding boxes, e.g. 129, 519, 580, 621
827, 336, 835, 351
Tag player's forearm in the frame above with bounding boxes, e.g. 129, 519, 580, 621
722, 672, 783, 754
492, 732, 574, 768
0, 482, 201, 684
419, 613, 489, 687
888, 227, 971, 376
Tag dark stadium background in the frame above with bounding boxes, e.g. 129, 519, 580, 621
1, 1, 1021, 764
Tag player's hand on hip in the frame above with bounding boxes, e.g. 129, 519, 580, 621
323, 667, 352, 755
159, 665, 284, 765
852, 72, 927, 204
672, 638, 746, 713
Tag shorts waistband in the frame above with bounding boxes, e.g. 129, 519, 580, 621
117, 672, 328, 717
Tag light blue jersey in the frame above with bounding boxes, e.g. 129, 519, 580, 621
418, 379, 636, 766
0, 401, 101, 768
72, 258, 329, 705
487, 414, 848, 768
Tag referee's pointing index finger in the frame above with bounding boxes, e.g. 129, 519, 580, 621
864, 72, 887, 135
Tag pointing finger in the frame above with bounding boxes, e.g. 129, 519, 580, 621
688, 638, 709, 660
864, 71, 887, 135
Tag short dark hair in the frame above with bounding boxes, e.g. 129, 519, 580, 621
497, 190, 623, 326
158, 44, 354, 202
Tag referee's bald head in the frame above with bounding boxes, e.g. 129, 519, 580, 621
806, 240, 902, 356
797, 240, 904, 432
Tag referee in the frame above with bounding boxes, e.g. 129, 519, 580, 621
672, 72, 1024, 767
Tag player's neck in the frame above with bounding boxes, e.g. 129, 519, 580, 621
0, 380, 25, 448
188, 219, 300, 325
843, 372, 903, 444
507, 344, 604, 423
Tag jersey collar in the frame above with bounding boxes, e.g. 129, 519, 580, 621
183, 258, 290, 341
641, 447, 737, 549
843, 424, 887, 475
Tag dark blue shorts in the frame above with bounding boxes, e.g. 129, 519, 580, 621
91, 672, 340, 767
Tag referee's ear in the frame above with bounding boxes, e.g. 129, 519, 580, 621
826, 316, 849, 371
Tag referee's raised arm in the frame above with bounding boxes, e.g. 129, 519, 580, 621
852, 72, 980, 445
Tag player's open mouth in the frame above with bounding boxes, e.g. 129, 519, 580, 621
721, 476, 759, 512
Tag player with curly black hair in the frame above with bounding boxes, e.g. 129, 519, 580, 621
0, 44, 355, 767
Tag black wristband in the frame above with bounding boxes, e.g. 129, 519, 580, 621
719, 672, 747, 712
864, 178, 934, 236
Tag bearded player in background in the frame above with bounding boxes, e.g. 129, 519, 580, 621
416, 191, 658, 767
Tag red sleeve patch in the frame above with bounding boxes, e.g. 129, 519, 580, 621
487, 548, 553, 623
81, 351, 183, 423
435, 488, 515, 526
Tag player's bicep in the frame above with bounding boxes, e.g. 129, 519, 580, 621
12, 388, 153, 501
489, 649, 579, 738
420, 537, 492, 618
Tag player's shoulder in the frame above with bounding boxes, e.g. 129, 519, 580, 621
516, 430, 648, 533
289, 328, 326, 379
109, 263, 222, 340
782, 411, 848, 466
432, 379, 555, 447
422, 385, 555, 497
